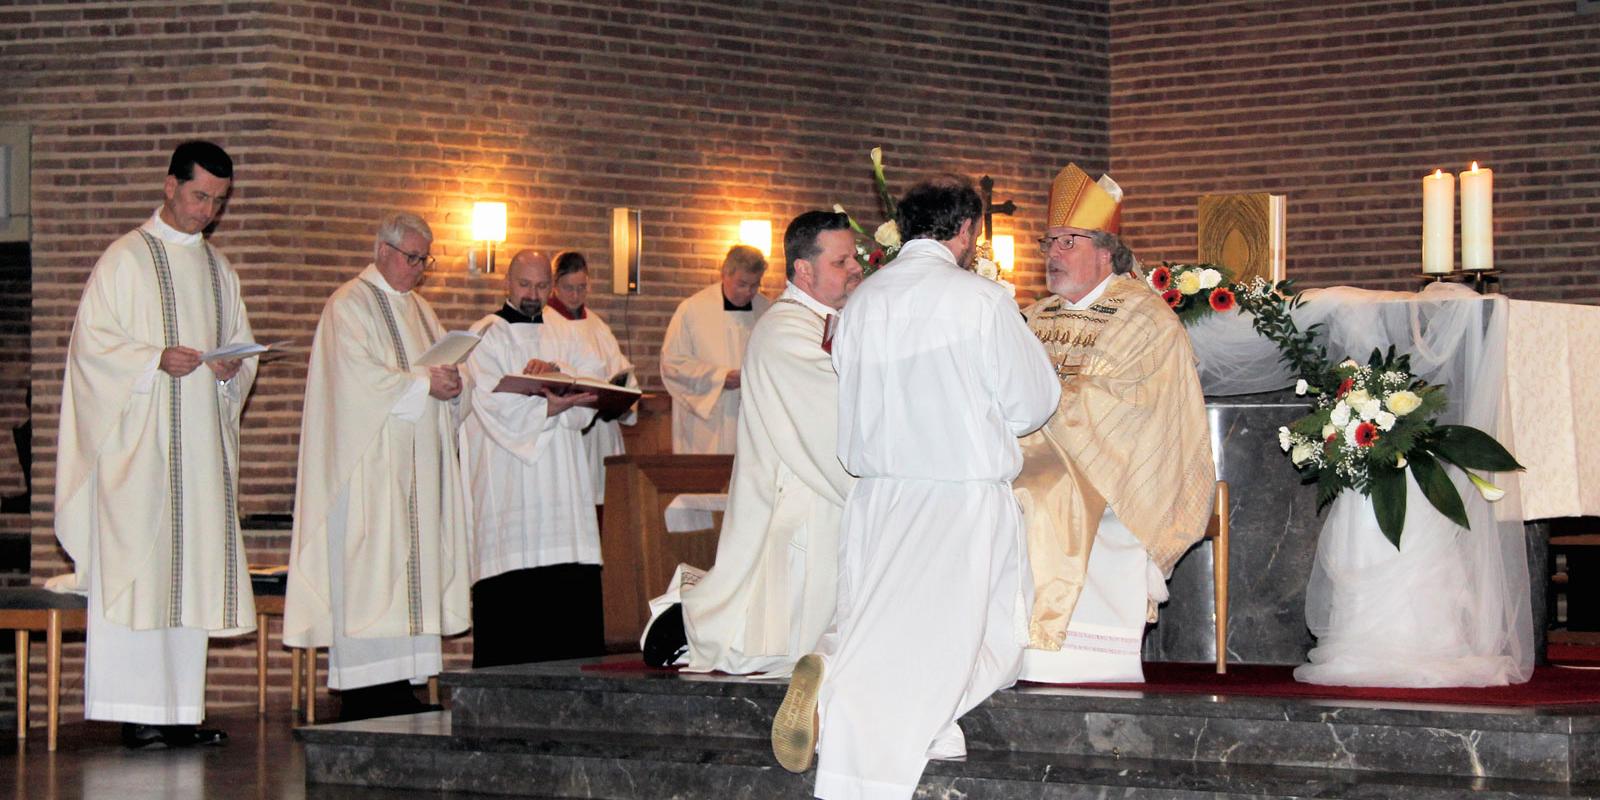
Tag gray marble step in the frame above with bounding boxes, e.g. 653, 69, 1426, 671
298, 711, 1600, 799
443, 659, 1600, 783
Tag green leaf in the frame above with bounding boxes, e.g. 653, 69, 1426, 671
1370, 466, 1407, 549
1430, 425, 1524, 472
1408, 451, 1471, 531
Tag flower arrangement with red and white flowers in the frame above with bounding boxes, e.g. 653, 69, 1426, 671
1148, 262, 1237, 324
1233, 279, 1522, 547
833, 147, 902, 277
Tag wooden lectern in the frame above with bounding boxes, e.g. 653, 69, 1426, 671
600, 453, 733, 648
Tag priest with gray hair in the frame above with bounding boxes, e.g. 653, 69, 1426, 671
285, 211, 473, 721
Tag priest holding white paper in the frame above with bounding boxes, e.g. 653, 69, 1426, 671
55, 140, 255, 749
660, 244, 771, 454
642, 210, 861, 676
459, 249, 607, 667
285, 212, 472, 721
772, 177, 1060, 798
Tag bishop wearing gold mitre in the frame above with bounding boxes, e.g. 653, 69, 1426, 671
1013, 164, 1215, 684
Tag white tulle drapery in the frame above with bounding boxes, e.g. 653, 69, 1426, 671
1191, 282, 1533, 687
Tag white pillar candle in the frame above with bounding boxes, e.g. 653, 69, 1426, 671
1422, 169, 1454, 274
1460, 162, 1494, 271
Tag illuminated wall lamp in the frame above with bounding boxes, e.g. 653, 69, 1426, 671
469, 201, 507, 273
739, 218, 772, 258
991, 234, 1015, 278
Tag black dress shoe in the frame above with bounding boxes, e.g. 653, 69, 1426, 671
169, 726, 228, 746
121, 723, 167, 750
642, 602, 688, 668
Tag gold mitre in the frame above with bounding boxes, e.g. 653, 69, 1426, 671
1047, 163, 1124, 234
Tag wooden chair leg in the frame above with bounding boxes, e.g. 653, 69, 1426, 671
256, 612, 269, 715
305, 649, 317, 725
290, 648, 303, 714
428, 676, 439, 706
47, 610, 62, 751
14, 629, 27, 740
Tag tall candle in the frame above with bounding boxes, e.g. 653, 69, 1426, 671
1460, 162, 1494, 271
1422, 169, 1454, 274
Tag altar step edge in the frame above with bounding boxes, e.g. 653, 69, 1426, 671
297, 712, 1600, 800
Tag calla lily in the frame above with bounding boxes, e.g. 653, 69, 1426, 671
1468, 472, 1506, 502
870, 147, 885, 180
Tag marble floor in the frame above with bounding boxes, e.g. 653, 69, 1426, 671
1, 706, 512, 800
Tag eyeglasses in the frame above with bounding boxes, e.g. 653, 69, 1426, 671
1037, 233, 1093, 254
386, 241, 437, 270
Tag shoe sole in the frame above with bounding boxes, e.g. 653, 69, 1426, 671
771, 653, 823, 773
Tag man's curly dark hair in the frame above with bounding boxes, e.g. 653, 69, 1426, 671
895, 174, 982, 242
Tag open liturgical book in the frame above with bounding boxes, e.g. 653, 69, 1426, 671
493, 371, 641, 420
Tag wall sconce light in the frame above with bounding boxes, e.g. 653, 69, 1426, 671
739, 218, 772, 258
612, 207, 641, 295
991, 234, 1015, 277
469, 201, 507, 273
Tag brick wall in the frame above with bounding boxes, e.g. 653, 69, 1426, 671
1, 0, 1109, 715
1110, 0, 1600, 299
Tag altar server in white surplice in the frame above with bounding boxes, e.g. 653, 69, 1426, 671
56, 141, 254, 749
285, 212, 472, 721
771, 177, 1060, 799
545, 250, 638, 505
459, 250, 606, 668
660, 245, 771, 454
645, 210, 863, 676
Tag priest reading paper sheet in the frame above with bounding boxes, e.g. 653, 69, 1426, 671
285, 212, 472, 721
1015, 164, 1215, 684
771, 177, 1059, 799
641, 210, 861, 676
660, 244, 771, 454
459, 250, 606, 667
55, 141, 254, 749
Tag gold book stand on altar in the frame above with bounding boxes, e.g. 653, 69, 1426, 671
1197, 193, 1286, 284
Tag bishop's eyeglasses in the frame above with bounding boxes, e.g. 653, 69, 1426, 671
1037, 233, 1093, 254
386, 241, 438, 270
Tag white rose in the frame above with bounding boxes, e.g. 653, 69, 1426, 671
1339, 359, 1359, 369
874, 220, 901, 248
1278, 426, 1292, 452
1386, 390, 1422, 416
1375, 410, 1397, 431
1175, 271, 1202, 295
1342, 422, 1362, 447
1291, 443, 1315, 465
1199, 268, 1222, 289
1330, 402, 1351, 427
976, 257, 999, 281
1294, 379, 1309, 396
1357, 398, 1383, 421
1346, 389, 1370, 408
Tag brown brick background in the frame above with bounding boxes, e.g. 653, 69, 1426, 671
1111, 0, 1600, 299
1, 0, 1109, 716
3, 0, 1596, 722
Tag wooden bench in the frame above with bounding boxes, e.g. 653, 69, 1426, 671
1, 587, 88, 751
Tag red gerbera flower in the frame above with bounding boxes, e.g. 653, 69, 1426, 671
868, 248, 885, 266
1208, 286, 1236, 313
1149, 266, 1173, 291
1336, 377, 1354, 398
1162, 289, 1182, 308
1354, 421, 1379, 447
